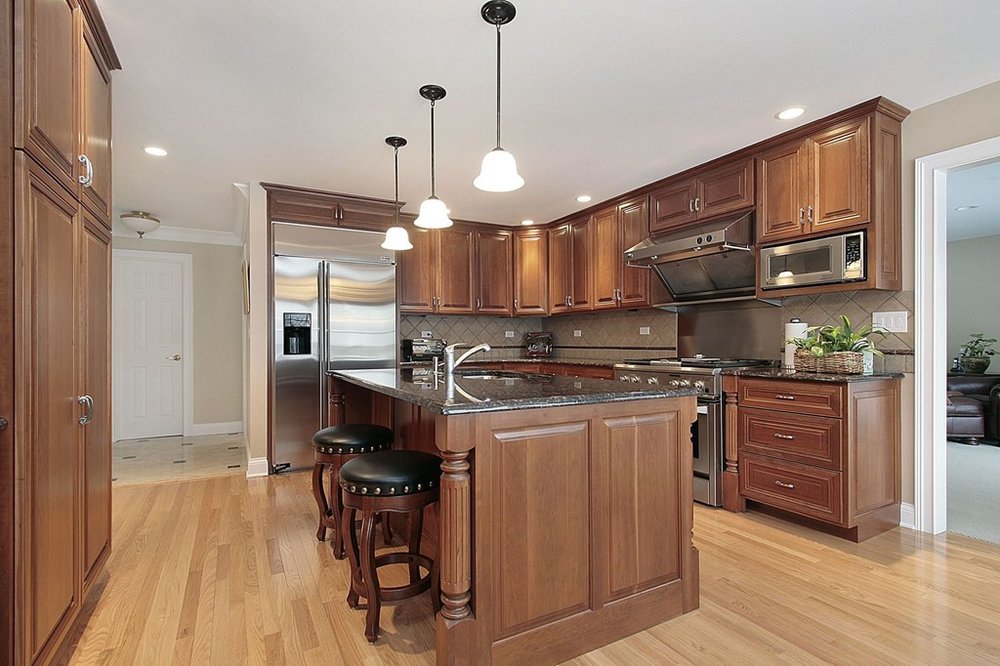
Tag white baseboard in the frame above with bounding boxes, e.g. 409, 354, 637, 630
246, 456, 270, 478
899, 502, 916, 530
185, 421, 244, 437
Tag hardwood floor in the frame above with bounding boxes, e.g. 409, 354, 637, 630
63, 472, 1000, 665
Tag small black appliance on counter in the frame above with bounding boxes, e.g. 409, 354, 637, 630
401, 338, 446, 363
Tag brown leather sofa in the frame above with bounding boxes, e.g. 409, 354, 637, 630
947, 374, 1000, 444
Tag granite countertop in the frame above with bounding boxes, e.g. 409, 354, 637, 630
330, 368, 698, 415
482, 357, 622, 367
724, 368, 905, 383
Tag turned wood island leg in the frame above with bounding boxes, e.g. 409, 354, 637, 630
438, 450, 471, 621
722, 374, 746, 512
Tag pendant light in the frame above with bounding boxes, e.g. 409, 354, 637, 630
474, 0, 524, 193
381, 136, 413, 251
414, 85, 454, 229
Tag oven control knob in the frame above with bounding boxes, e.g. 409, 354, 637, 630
631, 376, 641, 383
693, 380, 706, 391
647, 377, 659, 385
677, 380, 691, 388
669, 380, 681, 388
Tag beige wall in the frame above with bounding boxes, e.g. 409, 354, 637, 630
900, 79, 1000, 504
947, 235, 1000, 367
114, 236, 245, 426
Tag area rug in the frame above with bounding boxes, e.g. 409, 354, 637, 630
947, 440, 1000, 545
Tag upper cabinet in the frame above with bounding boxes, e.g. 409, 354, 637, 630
266, 184, 398, 231
650, 158, 754, 234
592, 197, 654, 310
513, 228, 548, 316
474, 228, 513, 315
547, 217, 593, 313
547, 224, 573, 315
758, 119, 869, 244
80, 17, 113, 219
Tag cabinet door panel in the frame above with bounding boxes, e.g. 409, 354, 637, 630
758, 141, 807, 244
697, 159, 754, 219
436, 226, 475, 314
547, 225, 572, 314
650, 180, 697, 233
18, 0, 80, 194
809, 118, 870, 233
80, 213, 111, 586
475, 229, 513, 315
513, 229, 548, 315
80, 23, 112, 219
591, 206, 620, 310
19, 157, 80, 659
397, 227, 435, 313
569, 217, 593, 311
618, 197, 650, 307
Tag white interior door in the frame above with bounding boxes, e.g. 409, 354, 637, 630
113, 251, 187, 440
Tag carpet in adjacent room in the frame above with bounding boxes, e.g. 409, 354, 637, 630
947, 440, 1000, 545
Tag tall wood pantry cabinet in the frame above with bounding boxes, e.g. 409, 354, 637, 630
4, 1, 120, 664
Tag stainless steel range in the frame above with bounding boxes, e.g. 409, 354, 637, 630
613, 356, 773, 507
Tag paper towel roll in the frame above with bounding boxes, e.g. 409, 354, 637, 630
784, 320, 809, 368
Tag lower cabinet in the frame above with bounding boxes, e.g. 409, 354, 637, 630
732, 376, 900, 542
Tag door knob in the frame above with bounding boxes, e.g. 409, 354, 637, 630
167, 354, 182, 361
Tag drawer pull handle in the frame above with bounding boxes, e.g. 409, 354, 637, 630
773, 433, 796, 440
773, 480, 796, 489
774, 394, 796, 400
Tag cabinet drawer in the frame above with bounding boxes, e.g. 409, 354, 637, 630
740, 455, 843, 525
739, 408, 842, 470
738, 379, 843, 417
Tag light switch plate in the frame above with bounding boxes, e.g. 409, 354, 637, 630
574, 330, 582, 337
639, 326, 651, 336
872, 311, 907, 333
421, 330, 433, 338
505, 331, 515, 338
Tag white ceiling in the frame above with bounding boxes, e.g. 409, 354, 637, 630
947, 159, 1000, 241
102, 0, 1000, 237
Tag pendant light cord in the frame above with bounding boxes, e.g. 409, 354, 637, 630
393, 146, 400, 226
495, 23, 502, 149
430, 100, 437, 196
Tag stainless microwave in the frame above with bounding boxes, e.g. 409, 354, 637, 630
759, 231, 866, 290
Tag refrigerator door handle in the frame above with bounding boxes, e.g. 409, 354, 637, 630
318, 261, 329, 428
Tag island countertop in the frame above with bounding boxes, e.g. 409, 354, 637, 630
329, 367, 698, 415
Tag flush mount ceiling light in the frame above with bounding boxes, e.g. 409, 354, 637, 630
775, 106, 806, 121
414, 85, 454, 229
143, 146, 168, 157
955, 205, 981, 211
521, 219, 534, 226
381, 136, 413, 251
576, 195, 592, 203
473, 0, 524, 193
120, 210, 160, 238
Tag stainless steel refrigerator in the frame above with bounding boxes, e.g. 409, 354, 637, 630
272, 222, 397, 472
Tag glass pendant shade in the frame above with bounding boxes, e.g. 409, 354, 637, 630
413, 195, 453, 229
381, 226, 413, 251
474, 147, 524, 192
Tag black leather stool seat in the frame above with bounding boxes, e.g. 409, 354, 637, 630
313, 424, 394, 455
340, 451, 442, 497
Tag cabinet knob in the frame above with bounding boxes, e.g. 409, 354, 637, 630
688, 199, 695, 213
694, 197, 701, 212
807, 205, 814, 223
513, 298, 519, 310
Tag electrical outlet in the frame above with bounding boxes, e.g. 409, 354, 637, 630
872, 311, 907, 333
421, 330, 433, 338
639, 326, 651, 336
574, 330, 582, 337
505, 331, 515, 338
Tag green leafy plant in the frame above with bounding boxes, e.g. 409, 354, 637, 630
959, 333, 997, 358
787, 315, 886, 357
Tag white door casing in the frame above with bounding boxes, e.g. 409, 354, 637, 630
113, 250, 193, 440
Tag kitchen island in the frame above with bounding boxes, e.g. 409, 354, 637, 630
328, 368, 700, 665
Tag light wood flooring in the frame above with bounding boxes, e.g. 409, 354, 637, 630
63, 472, 1000, 665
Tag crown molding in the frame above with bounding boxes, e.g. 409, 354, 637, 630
113, 223, 243, 247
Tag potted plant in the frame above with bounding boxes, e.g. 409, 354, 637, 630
958, 333, 996, 374
788, 316, 885, 374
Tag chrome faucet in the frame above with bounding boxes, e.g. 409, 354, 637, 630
444, 342, 492, 375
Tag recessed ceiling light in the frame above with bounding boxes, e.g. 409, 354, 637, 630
143, 146, 168, 157
955, 205, 981, 211
576, 195, 592, 203
775, 107, 806, 121
521, 219, 534, 226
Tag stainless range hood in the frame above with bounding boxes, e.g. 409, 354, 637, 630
624, 211, 761, 306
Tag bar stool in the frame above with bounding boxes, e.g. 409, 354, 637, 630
339, 450, 442, 643
312, 424, 394, 559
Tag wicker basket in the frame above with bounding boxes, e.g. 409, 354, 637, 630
794, 349, 864, 374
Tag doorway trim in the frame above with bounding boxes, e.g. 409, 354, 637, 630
914, 135, 1000, 534
111, 249, 194, 441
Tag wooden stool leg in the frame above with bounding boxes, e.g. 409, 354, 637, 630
343, 506, 362, 609
330, 459, 346, 559
360, 502, 382, 643
407, 508, 424, 584
381, 513, 393, 546
312, 462, 328, 542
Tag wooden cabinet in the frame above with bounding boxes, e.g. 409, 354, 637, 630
474, 228, 513, 315
9, 4, 118, 662
731, 376, 900, 542
547, 223, 573, 314
758, 140, 808, 241
513, 228, 548, 315
593, 196, 653, 310
436, 225, 476, 314
397, 227, 436, 312
568, 217, 593, 311
650, 158, 754, 234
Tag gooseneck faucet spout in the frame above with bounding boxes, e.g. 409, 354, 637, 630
444, 343, 492, 375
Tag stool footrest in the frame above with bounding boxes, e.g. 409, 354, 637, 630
373, 552, 433, 602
